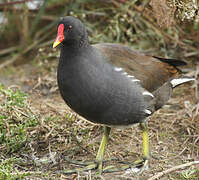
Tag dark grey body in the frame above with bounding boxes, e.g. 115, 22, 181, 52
56, 16, 193, 127
57, 44, 152, 126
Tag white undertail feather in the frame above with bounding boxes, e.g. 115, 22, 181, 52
132, 79, 140, 82
144, 109, 152, 115
127, 75, 134, 78
170, 78, 195, 88
122, 72, 128, 75
143, 91, 154, 98
114, 67, 123, 72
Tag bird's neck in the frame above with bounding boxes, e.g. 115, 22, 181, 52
59, 40, 91, 66
62, 36, 89, 50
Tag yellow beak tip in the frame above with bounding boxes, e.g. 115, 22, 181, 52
53, 41, 61, 48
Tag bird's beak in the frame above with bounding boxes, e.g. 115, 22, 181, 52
53, 24, 64, 48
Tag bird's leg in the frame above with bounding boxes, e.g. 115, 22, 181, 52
103, 122, 149, 173
124, 122, 149, 172
95, 126, 111, 174
139, 121, 149, 171
59, 126, 111, 175
60, 123, 149, 175
141, 122, 149, 160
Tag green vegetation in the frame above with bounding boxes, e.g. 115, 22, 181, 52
0, 84, 39, 179
0, 0, 199, 69
0, 158, 30, 180
181, 168, 199, 180
0, 0, 198, 179
0, 84, 38, 154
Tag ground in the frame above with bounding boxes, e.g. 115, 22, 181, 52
0, 48, 198, 180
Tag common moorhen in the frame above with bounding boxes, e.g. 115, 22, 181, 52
53, 16, 194, 174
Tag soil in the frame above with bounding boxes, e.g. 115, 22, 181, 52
0, 48, 198, 180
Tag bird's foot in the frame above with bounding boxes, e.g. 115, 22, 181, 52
102, 158, 148, 174
59, 162, 98, 174
58, 158, 99, 174
58, 158, 148, 175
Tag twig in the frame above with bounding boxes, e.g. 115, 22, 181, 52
160, 146, 187, 162
148, 161, 199, 180
38, 39, 54, 48
194, 65, 199, 99
132, 4, 199, 52
0, 27, 54, 70
0, 0, 32, 6
0, 54, 21, 70
30, 0, 49, 37
0, 40, 37, 70
0, 6, 36, 12
0, 46, 19, 56
30, 14, 57, 21
48, 142, 57, 165
72, 133, 95, 157
34, 20, 57, 40
11, 171, 43, 176
45, 126, 55, 141
14, 107, 29, 118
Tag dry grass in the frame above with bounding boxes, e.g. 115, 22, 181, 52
0, 0, 199, 69
0, 49, 198, 179
0, 1, 199, 179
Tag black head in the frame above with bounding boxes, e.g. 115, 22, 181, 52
53, 16, 88, 48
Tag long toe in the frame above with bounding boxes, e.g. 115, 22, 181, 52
102, 158, 145, 173
59, 162, 98, 174
125, 159, 149, 175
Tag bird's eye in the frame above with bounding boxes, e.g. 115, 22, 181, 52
68, 25, 72, 30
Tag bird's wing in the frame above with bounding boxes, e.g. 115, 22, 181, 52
93, 43, 184, 92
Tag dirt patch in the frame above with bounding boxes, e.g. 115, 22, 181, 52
0, 51, 198, 179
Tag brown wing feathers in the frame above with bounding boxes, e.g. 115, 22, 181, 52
94, 43, 184, 92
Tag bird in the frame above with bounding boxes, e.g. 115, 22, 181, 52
53, 16, 194, 174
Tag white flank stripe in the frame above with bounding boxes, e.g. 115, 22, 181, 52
127, 75, 134, 78
144, 109, 152, 115
114, 67, 123, 72
122, 72, 128, 75
132, 79, 140, 82
143, 91, 154, 98
170, 78, 195, 88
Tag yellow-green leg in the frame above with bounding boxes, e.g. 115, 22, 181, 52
140, 122, 149, 160
139, 122, 149, 172
104, 121, 149, 173
96, 126, 111, 174
59, 126, 111, 174
60, 123, 149, 174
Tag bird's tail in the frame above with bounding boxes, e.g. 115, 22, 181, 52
170, 77, 196, 88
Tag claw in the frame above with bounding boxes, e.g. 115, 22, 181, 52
137, 159, 148, 175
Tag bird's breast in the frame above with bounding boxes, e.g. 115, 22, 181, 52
57, 54, 149, 125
